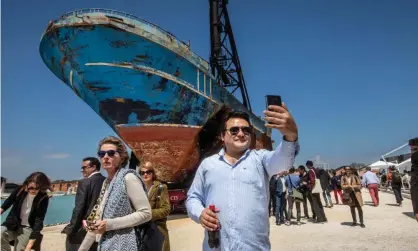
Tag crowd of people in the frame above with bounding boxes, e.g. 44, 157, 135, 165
268, 162, 367, 228
1, 136, 171, 251
0, 102, 416, 251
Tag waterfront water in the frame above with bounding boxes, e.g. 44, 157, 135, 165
1, 195, 75, 226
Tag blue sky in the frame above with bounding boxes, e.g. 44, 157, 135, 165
2, 0, 417, 182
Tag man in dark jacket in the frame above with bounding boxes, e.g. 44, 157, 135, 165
62, 157, 106, 251
390, 166, 403, 206
319, 169, 333, 208
269, 175, 278, 216
298, 165, 312, 219
409, 137, 418, 222
306, 161, 327, 223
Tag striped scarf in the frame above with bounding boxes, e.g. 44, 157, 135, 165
99, 168, 145, 251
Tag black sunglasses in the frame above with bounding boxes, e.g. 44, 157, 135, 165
226, 126, 251, 136
139, 170, 153, 176
28, 186, 39, 191
81, 165, 91, 170
98, 150, 118, 158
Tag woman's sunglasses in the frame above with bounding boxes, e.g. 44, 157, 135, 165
139, 170, 153, 176
225, 126, 251, 136
98, 150, 118, 158
28, 186, 39, 191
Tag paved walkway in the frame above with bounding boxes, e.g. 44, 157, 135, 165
40, 189, 417, 250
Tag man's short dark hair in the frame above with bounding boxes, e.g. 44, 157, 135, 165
409, 137, 418, 146
366, 166, 371, 171
306, 160, 314, 167
222, 111, 252, 133
289, 167, 295, 173
83, 157, 101, 171
298, 165, 305, 171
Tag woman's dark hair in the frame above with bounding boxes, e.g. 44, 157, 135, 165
222, 111, 252, 134
332, 170, 337, 176
22, 172, 51, 193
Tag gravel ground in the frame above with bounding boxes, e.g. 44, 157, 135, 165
38, 189, 417, 251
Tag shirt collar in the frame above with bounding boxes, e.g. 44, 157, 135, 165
88, 171, 100, 178
218, 147, 251, 165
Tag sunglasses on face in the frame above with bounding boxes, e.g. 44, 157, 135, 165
139, 170, 153, 176
28, 186, 39, 191
81, 165, 91, 171
225, 126, 251, 136
98, 150, 118, 158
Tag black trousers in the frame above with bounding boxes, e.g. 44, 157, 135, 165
350, 192, 364, 223
269, 191, 276, 214
350, 205, 363, 223
392, 185, 403, 204
66, 231, 98, 251
301, 191, 311, 218
306, 191, 317, 219
309, 192, 327, 222
410, 177, 418, 214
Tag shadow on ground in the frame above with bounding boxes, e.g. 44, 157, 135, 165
402, 212, 416, 220
364, 202, 376, 207
385, 203, 400, 207
340, 222, 355, 226
168, 214, 189, 221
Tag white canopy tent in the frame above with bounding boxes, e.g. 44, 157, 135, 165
369, 160, 397, 171
396, 158, 411, 173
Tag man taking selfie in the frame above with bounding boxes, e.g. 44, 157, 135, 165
186, 103, 299, 251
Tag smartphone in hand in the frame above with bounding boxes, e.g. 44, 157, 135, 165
265, 95, 282, 110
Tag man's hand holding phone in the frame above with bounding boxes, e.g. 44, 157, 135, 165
264, 95, 298, 142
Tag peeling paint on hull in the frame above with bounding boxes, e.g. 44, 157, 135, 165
39, 9, 272, 183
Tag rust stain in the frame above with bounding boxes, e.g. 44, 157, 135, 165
84, 82, 111, 91
117, 125, 201, 182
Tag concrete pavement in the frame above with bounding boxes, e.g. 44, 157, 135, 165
38, 189, 417, 250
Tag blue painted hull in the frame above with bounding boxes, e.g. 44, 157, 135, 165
39, 9, 272, 182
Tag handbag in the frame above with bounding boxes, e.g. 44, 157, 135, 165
288, 176, 304, 202
342, 192, 352, 205
342, 177, 353, 205
134, 180, 165, 251
134, 221, 165, 251
311, 170, 323, 194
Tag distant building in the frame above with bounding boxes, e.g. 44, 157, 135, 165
314, 155, 330, 170
51, 180, 80, 193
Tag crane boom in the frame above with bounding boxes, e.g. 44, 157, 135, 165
209, 0, 252, 111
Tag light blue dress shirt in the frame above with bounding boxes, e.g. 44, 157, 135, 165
361, 171, 380, 186
186, 140, 299, 251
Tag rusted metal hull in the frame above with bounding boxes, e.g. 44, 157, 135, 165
39, 9, 272, 184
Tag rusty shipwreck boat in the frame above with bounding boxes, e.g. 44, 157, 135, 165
39, 9, 272, 192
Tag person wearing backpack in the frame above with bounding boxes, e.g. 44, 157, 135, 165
140, 162, 171, 251
390, 166, 403, 206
